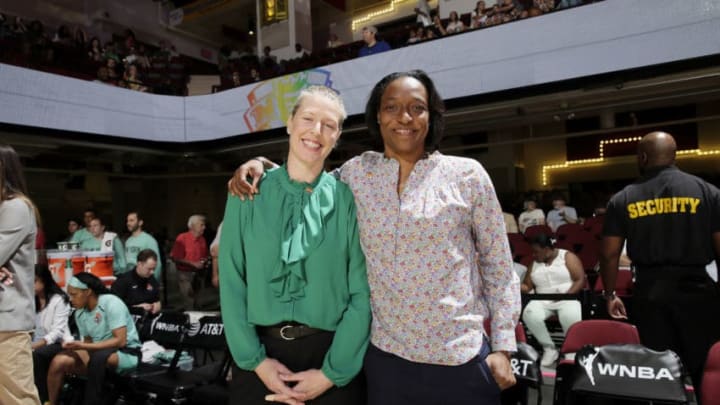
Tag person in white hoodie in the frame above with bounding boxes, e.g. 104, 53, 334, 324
0, 144, 41, 405
32, 265, 71, 403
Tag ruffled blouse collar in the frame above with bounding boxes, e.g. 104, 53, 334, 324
269, 165, 336, 302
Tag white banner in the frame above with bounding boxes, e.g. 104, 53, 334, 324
1, 0, 718, 143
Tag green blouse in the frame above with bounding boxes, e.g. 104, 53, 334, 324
219, 166, 371, 387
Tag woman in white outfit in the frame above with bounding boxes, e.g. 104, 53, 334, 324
521, 234, 584, 367
33, 265, 72, 402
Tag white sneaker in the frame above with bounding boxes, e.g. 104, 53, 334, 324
541, 347, 559, 367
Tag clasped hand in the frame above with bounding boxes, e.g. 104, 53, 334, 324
256, 358, 333, 405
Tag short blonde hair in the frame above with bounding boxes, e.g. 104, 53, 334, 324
290, 86, 347, 129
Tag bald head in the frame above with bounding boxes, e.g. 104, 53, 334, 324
637, 131, 676, 170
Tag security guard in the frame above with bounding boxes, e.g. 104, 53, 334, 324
600, 131, 720, 402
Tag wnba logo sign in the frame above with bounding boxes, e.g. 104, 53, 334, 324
578, 347, 675, 386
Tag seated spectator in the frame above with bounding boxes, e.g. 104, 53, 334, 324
483, 0, 513, 26
518, 199, 545, 233
249, 67, 261, 82
292, 42, 309, 59
533, 0, 555, 13
65, 218, 81, 241
327, 33, 343, 48
79, 217, 127, 275
87, 37, 103, 62
46, 273, 141, 405
111, 249, 161, 314
445, 11, 466, 34
124, 64, 147, 92
415, 26, 427, 41
521, 234, 584, 367
358, 26, 391, 57
430, 15, 447, 36
105, 58, 120, 82
70, 209, 96, 244
231, 70, 242, 87
407, 27, 420, 44
546, 195, 578, 232
504, 212, 519, 233
426, 29, 437, 40
32, 265, 71, 403
471, 1, 489, 28
95, 66, 113, 85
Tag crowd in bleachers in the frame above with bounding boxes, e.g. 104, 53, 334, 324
0, 13, 191, 95
1, 1, 599, 95
216, 0, 601, 91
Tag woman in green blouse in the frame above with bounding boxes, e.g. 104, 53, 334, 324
219, 86, 371, 405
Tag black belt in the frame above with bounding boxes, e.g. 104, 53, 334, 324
257, 322, 328, 341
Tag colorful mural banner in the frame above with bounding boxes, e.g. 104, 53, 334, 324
243, 69, 334, 132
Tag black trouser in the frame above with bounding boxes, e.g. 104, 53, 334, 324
632, 266, 720, 404
230, 331, 366, 405
364, 342, 501, 405
33, 342, 63, 401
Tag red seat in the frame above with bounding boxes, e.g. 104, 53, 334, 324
583, 216, 605, 238
524, 224, 553, 240
702, 340, 720, 405
555, 223, 583, 241
560, 319, 640, 356
508, 233, 532, 256
554, 320, 641, 404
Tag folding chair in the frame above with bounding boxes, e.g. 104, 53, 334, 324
701, 340, 720, 405
119, 311, 189, 402
132, 315, 230, 403
553, 320, 640, 405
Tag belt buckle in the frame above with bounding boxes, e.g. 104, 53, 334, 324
279, 325, 296, 341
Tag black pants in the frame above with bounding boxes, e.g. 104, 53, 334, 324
33, 342, 63, 402
229, 332, 366, 405
364, 342, 501, 405
632, 267, 720, 404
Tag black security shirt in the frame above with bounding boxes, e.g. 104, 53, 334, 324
603, 166, 720, 267
111, 268, 160, 307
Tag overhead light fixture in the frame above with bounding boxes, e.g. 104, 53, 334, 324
542, 137, 720, 186
351, 0, 411, 31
